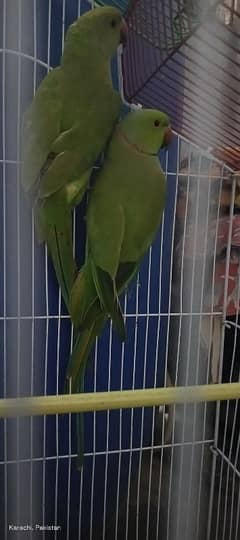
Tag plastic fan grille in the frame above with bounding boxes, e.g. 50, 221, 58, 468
122, 0, 240, 170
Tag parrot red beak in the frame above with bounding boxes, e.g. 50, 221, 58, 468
120, 19, 128, 47
163, 126, 173, 147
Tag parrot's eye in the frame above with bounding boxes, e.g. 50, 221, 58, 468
111, 19, 117, 28
154, 120, 160, 127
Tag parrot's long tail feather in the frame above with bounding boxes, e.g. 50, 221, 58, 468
68, 261, 139, 394
54, 226, 70, 307
66, 319, 105, 468
66, 261, 139, 469
66, 317, 105, 394
48, 223, 77, 311
70, 259, 98, 328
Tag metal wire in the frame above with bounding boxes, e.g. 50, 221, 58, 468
2, 1, 7, 537
1, 1, 240, 539
122, 0, 240, 170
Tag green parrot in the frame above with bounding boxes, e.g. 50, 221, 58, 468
21, 6, 127, 308
67, 108, 172, 468
67, 108, 172, 395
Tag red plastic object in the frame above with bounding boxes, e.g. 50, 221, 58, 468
122, 0, 240, 170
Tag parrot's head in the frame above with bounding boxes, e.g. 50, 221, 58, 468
92, 7, 128, 53
63, 7, 128, 63
118, 109, 173, 156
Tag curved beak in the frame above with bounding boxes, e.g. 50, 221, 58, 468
120, 18, 128, 47
163, 126, 173, 147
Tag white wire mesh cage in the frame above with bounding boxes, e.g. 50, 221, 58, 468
1, 1, 240, 539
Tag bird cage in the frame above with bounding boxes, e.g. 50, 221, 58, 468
1, 1, 240, 539
122, 0, 240, 169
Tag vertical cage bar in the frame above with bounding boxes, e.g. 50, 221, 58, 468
175, 152, 203, 540
165, 133, 180, 540
30, 2, 37, 537
16, 2, 22, 534
89, 339, 98, 540
125, 271, 140, 540
2, 0, 7, 537
102, 324, 113, 539
135, 247, 152, 540
146, 148, 168, 540
207, 174, 237, 540
54, 291, 62, 540
114, 295, 127, 540
78, 468, 84, 539
195, 164, 225, 538
42, 244, 49, 539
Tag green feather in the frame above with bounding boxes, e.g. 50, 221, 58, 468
67, 107, 169, 468
21, 6, 123, 310
68, 108, 170, 390
91, 260, 126, 341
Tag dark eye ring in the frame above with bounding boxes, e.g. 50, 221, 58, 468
111, 19, 117, 28
154, 120, 160, 127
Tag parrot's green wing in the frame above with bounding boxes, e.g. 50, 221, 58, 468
88, 200, 125, 278
22, 68, 62, 195
86, 199, 127, 337
69, 258, 98, 327
22, 7, 124, 318
70, 198, 127, 336
67, 260, 139, 393
69, 257, 126, 339
91, 260, 126, 341
66, 169, 92, 209
38, 128, 93, 199
36, 193, 76, 308
35, 169, 91, 309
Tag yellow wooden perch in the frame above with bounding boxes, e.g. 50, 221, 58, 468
0, 383, 240, 418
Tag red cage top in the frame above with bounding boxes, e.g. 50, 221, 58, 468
122, 0, 240, 170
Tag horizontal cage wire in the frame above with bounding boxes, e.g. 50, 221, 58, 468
0, 0, 240, 540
